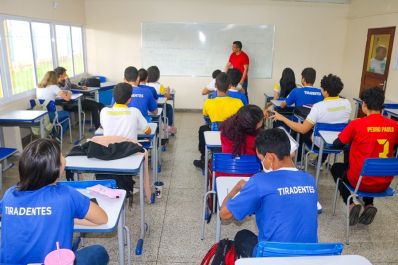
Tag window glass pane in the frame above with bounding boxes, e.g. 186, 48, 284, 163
56, 25, 73, 75
4, 20, 35, 94
32, 22, 53, 81
72, 26, 84, 75
0, 77, 3, 98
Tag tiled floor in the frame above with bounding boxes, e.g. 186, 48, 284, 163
2, 112, 398, 264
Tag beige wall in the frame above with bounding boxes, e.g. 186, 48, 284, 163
341, 0, 398, 102
0, 0, 85, 24
85, 0, 348, 109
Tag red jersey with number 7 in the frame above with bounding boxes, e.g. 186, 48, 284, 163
338, 114, 398, 192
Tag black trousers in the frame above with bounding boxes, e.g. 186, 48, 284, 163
198, 124, 211, 160
63, 99, 104, 129
234, 229, 258, 258
331, 163, 374, 206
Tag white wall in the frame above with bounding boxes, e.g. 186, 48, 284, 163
85, 0, 348, 109
341, 0, 398, 101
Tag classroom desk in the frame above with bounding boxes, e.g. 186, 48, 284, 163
264, 92, 274, 105
384, 108, 398, 119
0, 110, 48, 147
271, 100, 294, 108
71, 86, 101, 102
0, 147, 18, 191
215, 176, 250, 241
138, 123, 159, 184
76, 188, 129, 265
235, 255, 373, 265
353, 97, 398, 118
203, 131, 221, 196
57, 93, 84, 142
65, 153, 148, 256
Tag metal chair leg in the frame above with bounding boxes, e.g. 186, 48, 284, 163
201, 190, 215, 240
346, 194, 355, 245
68, 118, 73, 144
332, 178, 340, 215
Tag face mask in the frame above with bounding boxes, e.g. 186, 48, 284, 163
261, 156, 273, 173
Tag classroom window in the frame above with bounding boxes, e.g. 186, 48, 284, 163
3, 19, 36, 94
56, 25, 74, 75
31, 22, 54, 82
71, 26, 84, 75
0, 76, 3, 98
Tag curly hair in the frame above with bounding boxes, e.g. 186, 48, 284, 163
220, 104, 264, 155
320, 74, 344, 97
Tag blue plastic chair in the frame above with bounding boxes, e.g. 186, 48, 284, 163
201, 153, 261, 241
332, 158, 398, 244
255, 241, 344, 257
30, 99, 72, 149
302, 122, 347, 181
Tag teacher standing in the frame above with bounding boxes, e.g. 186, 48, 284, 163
225, 41, 250, 100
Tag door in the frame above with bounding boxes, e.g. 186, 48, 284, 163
360, 27, 395, 95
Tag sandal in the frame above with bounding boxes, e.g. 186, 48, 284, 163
359, 206, 377, 225
349, 204, 361, 226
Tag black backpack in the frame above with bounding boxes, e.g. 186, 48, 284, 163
79, 77, 100, 87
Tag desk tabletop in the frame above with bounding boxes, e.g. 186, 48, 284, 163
216, 177, 250, 207
66, 153, 144, 174
150, 107, 163, 117
235, 255, 373, 265
385, 108, 398, 117
271, 100, 294, 107
319, 130, 340, 145
72, 87, 100, 93
100, 81, 116, 88
204, 131, 221, 148
157, 97, 167, 104
138, 122, 158, 138
277, 127, 298, 154
0, 110, 48, 123
75, 188, 126, 232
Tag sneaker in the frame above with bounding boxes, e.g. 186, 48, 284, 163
349, 204, 362, 226
359, 205, 377, 225
193, 159, 205, 170
167, 126, 177, 134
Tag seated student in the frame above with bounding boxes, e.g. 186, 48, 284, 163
138, 68, 158, 100
220, 128, 318, 257
210, 69, 247, 105
54, 66, 104, 130
0, 139, 109, 264
272, 74, 351, 163
279, 67, 323, 109
273, 67, 297, 100
193, 72, 243, 169
123, 66, 158, 121
331, 87, 398, 225
100, 83, 153, 203
36, 70, 71, 101
221, 104, 264, 156
202, 69, 222, 96
147, 65, 177, 134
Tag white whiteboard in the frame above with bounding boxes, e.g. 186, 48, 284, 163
141, 22, 275, 78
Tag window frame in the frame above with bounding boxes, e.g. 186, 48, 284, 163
0, 14, 87, 105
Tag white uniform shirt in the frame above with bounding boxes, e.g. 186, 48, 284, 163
36, 85, 60, 100
306, 97, 352, 146
100, 104, 149, 140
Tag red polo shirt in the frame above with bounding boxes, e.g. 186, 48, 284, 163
338, 114, 398, 192
229, 51, 249, 79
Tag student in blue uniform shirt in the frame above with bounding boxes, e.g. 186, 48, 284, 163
0, 139, 109, 264
138, 68, 159, 100
220, 128, 318, 258
280, 67, 323, 108
123, 66, 158, 121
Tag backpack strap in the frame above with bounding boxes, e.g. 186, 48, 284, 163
201, 243, 218, 265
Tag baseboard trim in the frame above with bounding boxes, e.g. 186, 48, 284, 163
175, 109, 201, 113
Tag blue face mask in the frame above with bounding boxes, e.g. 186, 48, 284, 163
261, 156, 273, 173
